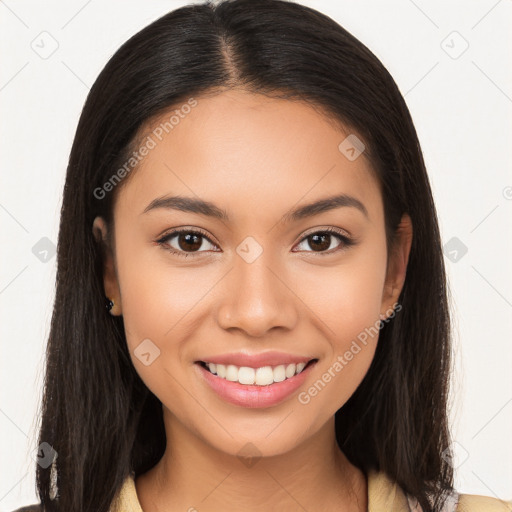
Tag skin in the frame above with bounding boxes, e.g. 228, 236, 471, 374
93, 89, 412, 512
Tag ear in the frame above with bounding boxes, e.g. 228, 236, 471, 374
380, 213, 413, 320
92, 216, 122, 316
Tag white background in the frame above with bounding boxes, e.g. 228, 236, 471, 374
1, 0, 511, 509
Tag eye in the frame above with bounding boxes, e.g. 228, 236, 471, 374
156, 228, 219, 258
293, 227, 355, 255
156, 226, 355, 258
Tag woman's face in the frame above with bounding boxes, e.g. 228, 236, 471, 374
94, 89, 411, 458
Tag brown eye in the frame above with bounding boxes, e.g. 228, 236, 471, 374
176, 232, 202, 252
294, 228, 354, 255
307, 233, 332, 252
156, 229, 218, 257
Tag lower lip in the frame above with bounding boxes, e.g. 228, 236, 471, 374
195, 361, 317, 408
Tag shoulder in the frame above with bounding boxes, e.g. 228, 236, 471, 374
110, 471, 143, 512
367, 469, 512, 512
11, 478, 512, 512
408, 489, 512, 512
456, 492, 512, 511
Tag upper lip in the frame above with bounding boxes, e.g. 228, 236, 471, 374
196, 351, 316, 368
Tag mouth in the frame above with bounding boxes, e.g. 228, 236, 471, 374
194, 357, 319, 408
196, 359, 318, 386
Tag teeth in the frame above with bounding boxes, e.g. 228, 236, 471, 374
204, 361, 310, 386
226, 364, 239, 381
239, 366, 255, 385
285, 363, 296, 378
273, 365, 286, 382
216, 364, 226, 378
256, 366, 274, 385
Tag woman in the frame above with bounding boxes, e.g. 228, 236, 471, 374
13, 0, 511, 511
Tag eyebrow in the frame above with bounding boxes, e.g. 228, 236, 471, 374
141, 193, 369, 222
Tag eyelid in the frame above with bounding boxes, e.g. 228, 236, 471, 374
298, 225, 352, 241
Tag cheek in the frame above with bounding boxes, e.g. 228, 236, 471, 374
295, 244, 387, 413
115, 233, 201, 343
113, 236, 183, 377
114, 239, 217, 403
117, 256, 169, 345
116, 252, 192, 412
300, 241, 387, 345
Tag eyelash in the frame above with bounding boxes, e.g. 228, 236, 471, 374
155, 226, 355, 259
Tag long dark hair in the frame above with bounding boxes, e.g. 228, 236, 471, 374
34, 0, 454, 510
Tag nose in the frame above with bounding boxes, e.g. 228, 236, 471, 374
216, 252, 298, 338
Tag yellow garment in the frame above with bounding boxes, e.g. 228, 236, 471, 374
109, 469, 512, 511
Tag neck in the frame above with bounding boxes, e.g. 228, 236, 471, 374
135, 409, 367, 512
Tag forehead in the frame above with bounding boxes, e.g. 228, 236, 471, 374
115, 90, 382, 225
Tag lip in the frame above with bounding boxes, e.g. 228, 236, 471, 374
195, 350, 313, 368
195, 358, 318, 408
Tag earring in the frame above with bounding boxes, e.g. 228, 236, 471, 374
106, 298, 114, 312
49, 458, 58, 500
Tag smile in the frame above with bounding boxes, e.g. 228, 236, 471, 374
195, 358, 318, 408
199, 360, 317, 386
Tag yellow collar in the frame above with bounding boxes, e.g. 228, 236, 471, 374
110, 468, 414, 511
